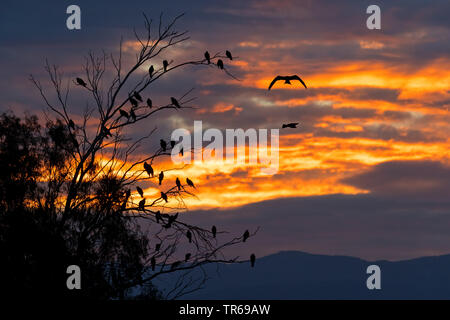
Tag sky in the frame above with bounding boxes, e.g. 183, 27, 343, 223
0, 0, 449, 260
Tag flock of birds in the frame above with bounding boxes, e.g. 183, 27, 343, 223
73, 49, 309, 270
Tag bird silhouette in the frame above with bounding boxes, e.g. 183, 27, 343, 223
147, 98, 152, 108
176, 177, 181, 191
186, 230, 192, 243
155, 211, 162, 224
155, 243, 161, 251
160, 139, 167, 151
76, 77, 87, 87
149, 65, 154, 78
119, 109, 129, 119
217, 59, 224, 69
226, 50, 233, 60
268, 75, 307, 90
133, 91, 143, 102
144, 162, 154, 177
204, 51, 210, 64
161, 191, 168, 203
68, 119, 75, 129
129, 96, 139, 108
243, 230, 250, 242
170, 140, 176, 148
282, 122, 299, 129
250, 254, 256, 268
159, 171, 164, 185
151, 256, 156, 271
186, 178, 195, 188
139, 198, 146, 211
212, 225, 217, 238
130, 109, 137, 122
163, 60, 168, 72
136, 186, 144, 198
185, 253, 191, 262
171, 97, 180, 108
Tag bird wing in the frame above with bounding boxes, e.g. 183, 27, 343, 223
268, 76, 284, 90
290, 75, 307, 89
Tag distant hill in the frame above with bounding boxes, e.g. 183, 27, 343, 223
155, 251, 450, 299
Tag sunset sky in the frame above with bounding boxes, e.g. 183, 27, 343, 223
1, 0, 449, 261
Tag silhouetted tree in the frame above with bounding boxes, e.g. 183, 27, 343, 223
0, 13, 255, 300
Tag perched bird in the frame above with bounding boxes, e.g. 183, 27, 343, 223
243, 230, 250, 242
147, 98, 152, 108
149, 65, 154, 78
161, 191, 168, 203
163, 60, 168, 72
212, 225, 217, 238
186, 178, 195, 189
119, 109, 129, 119
185, 253, 191, 262
76, 77, 87, 87
170, 140, 176, 148
204, 51, 210, 64
171, 261, 181, 270
268, 75, 307, 90
68, 119, 75, 130
151, 256, 156, 271
160, 139, 167, 152
136, 186, 144, 198
171, 97, 180, 108
133, 91, 143, 102
168, 212, 178, 224
158, 171, 164, 185
186, 230, 192, 243
217, 59, 224, 69
144, 162, 154, 177
225, 50, 233, 60
282, 122, 299, 129
129, 96, 138, 108
130, 109, 137, 122
176, 177, 181, 191
155, 211, 162, 224
139, 198, 146, 211
250, 254, 256, 268
155, 243, 161, 251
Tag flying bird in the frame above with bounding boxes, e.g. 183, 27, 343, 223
282, 122, 299, 129
186, 230, 192, 243
144, 162, 154, 177
163, 60, 168, 72
160, 139, 167, 151
176, 177, 181, 191
185, 253, 191, 262
171, 97, 180, 108
158, 171, 164, 185
212, 225, 217, 238
147, 98, 152, 108
76, 77, 87, 87
268, 75, 307, 90
225, 50, 233, 60
133, 91, 143, 102
243, 230, 250, 242
204, 51, 210, 64
161, 191, 168, 203
186, 178, 195, 189
217, 59, 224, 69
250, 254, 256, 268
149, 65, 154, 78
138, 198, 146, 211
136, 186, 144, 198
